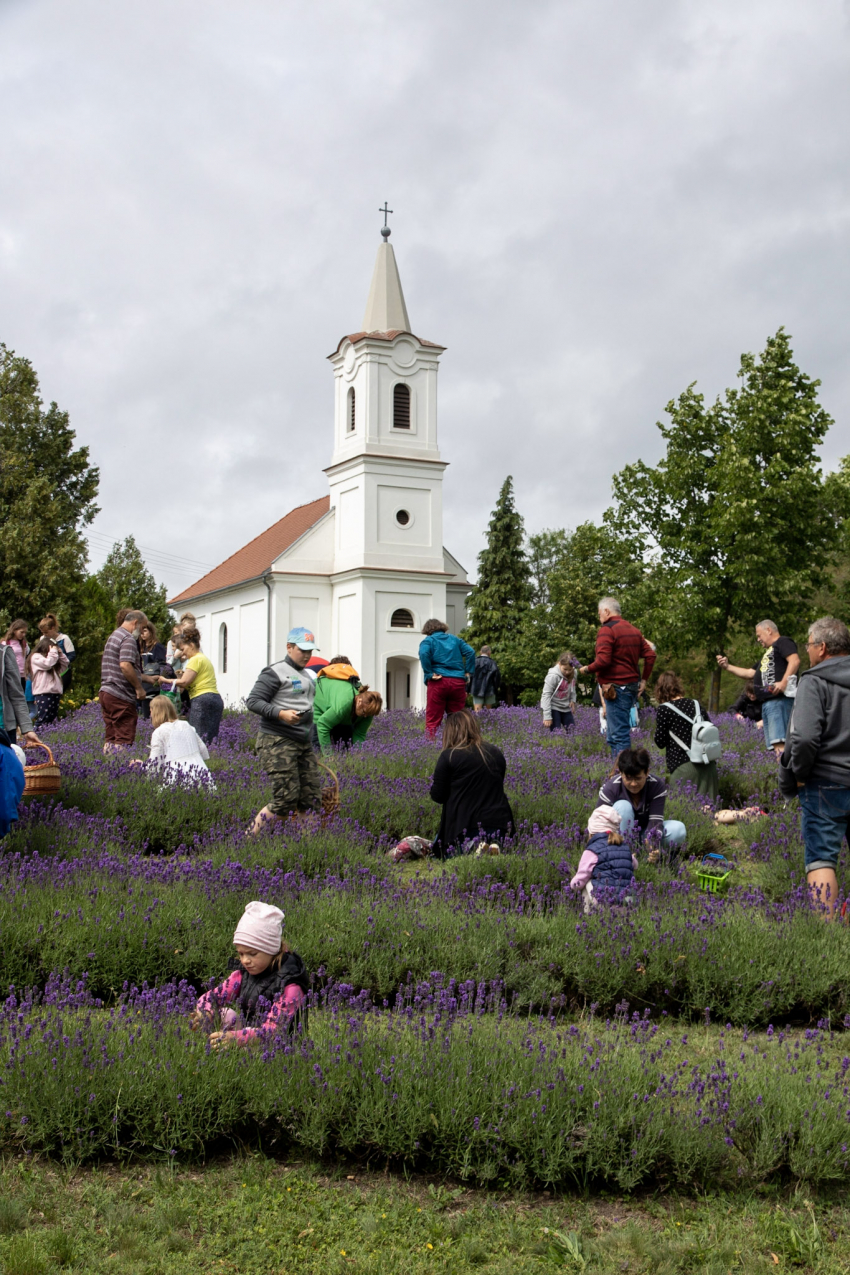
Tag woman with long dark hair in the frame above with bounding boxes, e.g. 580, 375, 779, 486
429, 710, 514, 857
653, 671, 719, 800
137, 621, 167, 719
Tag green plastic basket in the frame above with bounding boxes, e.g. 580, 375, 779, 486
697, 869, 732, 894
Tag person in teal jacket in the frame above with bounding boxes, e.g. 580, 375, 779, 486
312, 659, 383, 754
418, 620, 476, 738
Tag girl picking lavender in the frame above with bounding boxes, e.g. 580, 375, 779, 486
192, 901, 309, 1048
570, 805, 637, 913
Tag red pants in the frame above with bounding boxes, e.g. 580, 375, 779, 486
425, 677, 468, 736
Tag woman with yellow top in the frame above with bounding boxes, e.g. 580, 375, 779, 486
157, 627, 223, 744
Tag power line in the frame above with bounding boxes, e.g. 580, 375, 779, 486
85, 532, 216, 574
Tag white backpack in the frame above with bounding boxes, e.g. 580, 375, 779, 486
667, 700, 722, 765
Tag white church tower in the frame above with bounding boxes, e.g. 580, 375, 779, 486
169, 217, 470, 709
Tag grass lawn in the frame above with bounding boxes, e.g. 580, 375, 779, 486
1, 1154, 847, 1273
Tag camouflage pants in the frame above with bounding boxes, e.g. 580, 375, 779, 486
256, 732, 323, 815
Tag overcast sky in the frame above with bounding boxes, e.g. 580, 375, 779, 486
2, 0, 848, 597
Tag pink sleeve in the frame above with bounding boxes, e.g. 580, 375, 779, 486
196, 969, 242, 1017
570, 848, 599, 891
231, 983, 306, 1045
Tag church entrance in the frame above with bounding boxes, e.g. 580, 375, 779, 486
385, 657, 414, 711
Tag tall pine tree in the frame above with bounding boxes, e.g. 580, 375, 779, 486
464, 477, 530, 699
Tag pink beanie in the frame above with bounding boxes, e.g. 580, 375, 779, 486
587, 806, 621, 837
233, 901, 284, 955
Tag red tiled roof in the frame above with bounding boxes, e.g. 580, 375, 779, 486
168, 496, 330, 605
330, 330, 445, 356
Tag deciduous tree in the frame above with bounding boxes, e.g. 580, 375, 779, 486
606, 330, 847, 708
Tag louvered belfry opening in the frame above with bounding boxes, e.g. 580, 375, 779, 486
393, 383, 410, 429
391, 608, 414, 628
347, 387, 356, 432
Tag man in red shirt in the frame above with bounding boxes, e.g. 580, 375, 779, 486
579, 597, 656, 759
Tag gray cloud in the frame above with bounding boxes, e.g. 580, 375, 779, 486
1, 0, 848, 594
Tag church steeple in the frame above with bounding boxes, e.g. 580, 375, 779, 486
362, 241, 411, 333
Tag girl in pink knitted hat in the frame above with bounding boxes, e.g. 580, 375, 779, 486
192, 901, 309, 1047
570, 806, 638, 914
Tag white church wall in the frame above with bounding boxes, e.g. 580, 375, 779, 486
334, 586, 363, 676
237, 598, 267, 704
272, 512, 335, 574
269, 576, 333, 665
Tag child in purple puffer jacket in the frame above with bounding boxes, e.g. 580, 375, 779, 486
192, 901, 309, 1047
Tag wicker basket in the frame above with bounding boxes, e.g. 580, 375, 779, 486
23, 743, 61, 796
317, 760, 340, 817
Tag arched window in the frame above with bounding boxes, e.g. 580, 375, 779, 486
347, 386, 356, 433
393, 383, 410, 429
390, 608, 414, 629
218, 622, 228, 673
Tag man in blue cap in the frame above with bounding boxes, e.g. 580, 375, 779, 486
246, 627, 324, 834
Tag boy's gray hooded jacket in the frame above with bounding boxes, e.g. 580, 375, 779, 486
779, 656, 850, 793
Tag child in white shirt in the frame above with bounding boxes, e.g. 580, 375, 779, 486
148, 696, 214, 785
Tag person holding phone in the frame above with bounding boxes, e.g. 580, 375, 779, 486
245, 627, 324, 835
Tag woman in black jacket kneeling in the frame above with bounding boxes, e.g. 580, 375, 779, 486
430, 710, 514, 857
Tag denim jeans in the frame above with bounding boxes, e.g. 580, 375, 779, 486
612, 799, 687, 848
761, 695, 793, 748
798, 782, 850, 871
549, 709, 574, 732
605, 682, 639, 759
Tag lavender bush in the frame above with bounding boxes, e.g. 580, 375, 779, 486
2, 701, 849, 1182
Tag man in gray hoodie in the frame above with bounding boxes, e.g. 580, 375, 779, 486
779, 616, 850, 918
246, 626, 324, 834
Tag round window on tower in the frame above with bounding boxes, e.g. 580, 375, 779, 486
395, 509, 412, 527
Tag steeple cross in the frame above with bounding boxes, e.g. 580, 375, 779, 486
379, 202, 393, 239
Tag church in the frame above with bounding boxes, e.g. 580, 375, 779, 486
168, 228, 471, 710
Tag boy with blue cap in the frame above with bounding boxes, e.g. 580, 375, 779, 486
246, 627, 324, 834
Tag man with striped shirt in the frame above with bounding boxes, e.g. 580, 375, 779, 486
595, 747, 686, 857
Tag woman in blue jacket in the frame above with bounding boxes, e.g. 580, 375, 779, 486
418, 619, 475, 738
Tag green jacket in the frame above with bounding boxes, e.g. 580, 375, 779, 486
313, 668, 371, 753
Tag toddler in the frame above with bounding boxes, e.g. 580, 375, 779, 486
147, 696, 213, 783
193, 901, 309, 1047
570, 806, 638, 913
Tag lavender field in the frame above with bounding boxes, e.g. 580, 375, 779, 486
3, 703, 850, 1190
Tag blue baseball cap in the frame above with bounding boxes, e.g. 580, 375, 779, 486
287, 626, 319, 650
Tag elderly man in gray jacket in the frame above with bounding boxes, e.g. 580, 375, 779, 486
1, 644, 42, 749
779, 616, 850, 918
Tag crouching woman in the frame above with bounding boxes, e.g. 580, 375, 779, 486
429, 709, 514, 857
192, 901, 309, 1047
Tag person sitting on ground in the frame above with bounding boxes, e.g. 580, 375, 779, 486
312, 657, 383, 753
157, 628, 224, 744
418, 619, 476, 738
653, 671, 719, 800
245, 627, 323, 835
429, 709, 514, 857
595, 747, 686, 856
731, 680, 763, 725
570, 805, 638, 913
470, 646, 501, 712
192, 901, 309, 1048
27, 636, 69, 730
146, 696, 213, 783
541, 651, 578, 733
